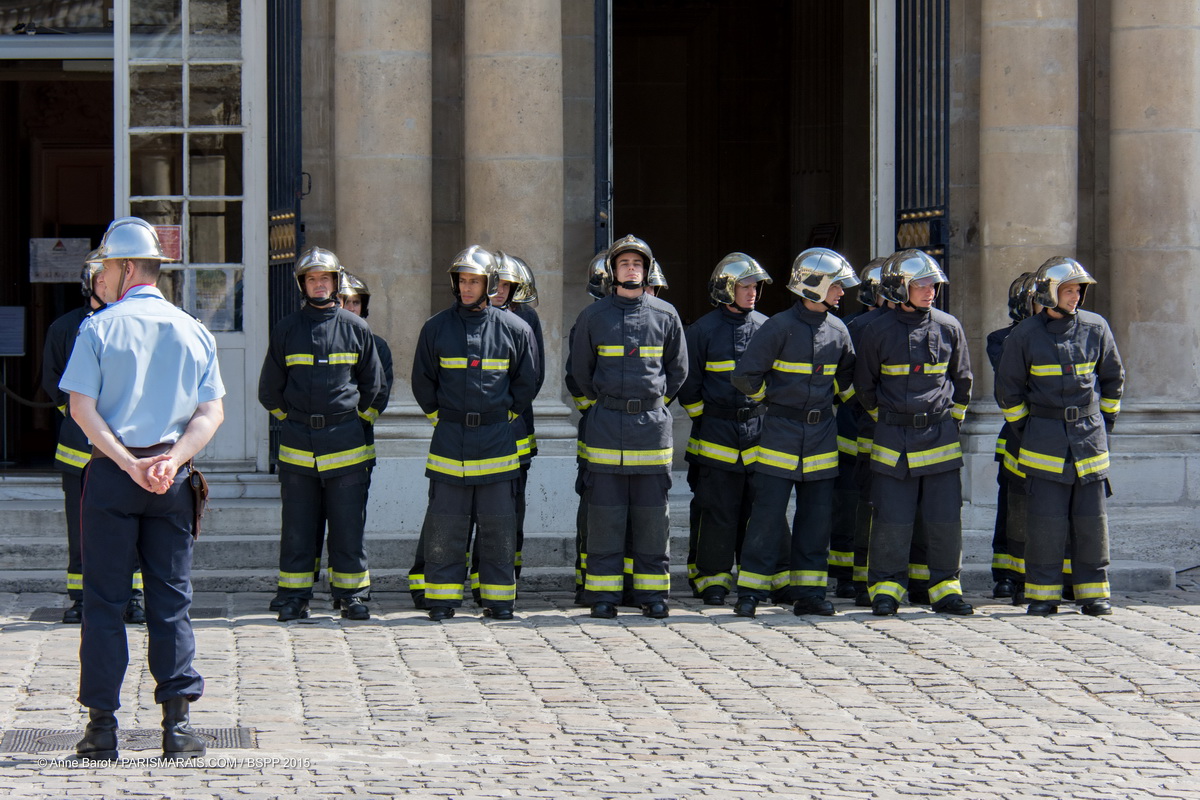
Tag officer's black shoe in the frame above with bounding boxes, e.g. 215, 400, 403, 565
590, 602, 617, 619
483, 607, 515, 620
1026, 601, 1058, 616
277, 598, 309, 622
1080, 600, 1113, 617
993, 578, 1016, 599
161, 697, 206, 759
642, 601, 670, 619
268, 594, 288, 611
123, 598, 147, 625
934, 597, 974, 616
793, 597, 837, 616
872, 596, 899, 616
62, 599, 83, 625
907, 589, 931, 605
411, 592, 427, 611
74, 709, 118, 762
1011, 588, 1026, 606
834, 579, 857, 599
733, 597, 758, 618
341, 599, 370, 620
700, 586, 727, 606
427, 606, 455, 621
854, 591, 872, 608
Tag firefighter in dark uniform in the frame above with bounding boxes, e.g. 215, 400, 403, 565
995, 257, 1123, 616
412, 246, 537, 621
678, 253, 772, 606
42, 253, 146, 625
259, 247, 384, 622
730, 248, 857, 618
855, 249, 974, 616
570, 234, 687, 619
986, 272, 1036, 600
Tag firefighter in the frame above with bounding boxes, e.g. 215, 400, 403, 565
411, 246, 537, 621
258, 247, 384, 622
854, 249, 974, 616
995, 257, 1123, 616
985, 272, 1035, 600
42, 252, 146, 626
570, 234, 687, 619
677, 254, 772, 606
730, 248, 857, 617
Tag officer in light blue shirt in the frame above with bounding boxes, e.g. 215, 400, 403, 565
59, 217, 225, 764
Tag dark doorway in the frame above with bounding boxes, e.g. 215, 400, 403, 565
611, 0, 872, 324
0, 61, 113, 468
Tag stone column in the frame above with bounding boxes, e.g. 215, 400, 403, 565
1109, 2, 1200, 407
978, 0, 1079, 387
333, 1, 433, 412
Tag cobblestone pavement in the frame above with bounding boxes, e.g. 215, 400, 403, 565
2, 586, 1200, 799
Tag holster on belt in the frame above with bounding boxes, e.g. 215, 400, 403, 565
189, 460, 209, 540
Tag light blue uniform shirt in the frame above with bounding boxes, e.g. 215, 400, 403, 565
60, 284, 225, 448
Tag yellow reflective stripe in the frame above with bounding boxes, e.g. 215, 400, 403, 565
1076, 451, 1110, 477
315, 446, 372, 471
132, 571, 144, 589
585, 574, 625, 591
871, 443, 901, 467
55, 443, 90, 469
359, 408, 379, 424
907, 442, 962, 469
597, 345, 624, 357
880, 362, 947, 375
790, 570, 827, 587
278, 445, 316, 468
479, 583, 517, 601
857, 436, 873, 454
752, 447, 799, 471
66, 573, 84, 591
330, 570, 370, 589
270, 407, 287, 421
439, 357, 468, 369
640, 346, 664, 357
633, 573, 670, 591
908, 564, 930, 580
925, 362, 949, 374
425, 583, 464, 601
58, 403, 68, 416
622, 448, 674, 467
682, 400, 704, 418
828, 550, 853, 568
1018, 448, 1066, 473
572, 394, 594, 411
866, 407, 879, 421
1073, 581, 1109, 600
837, 383, 856, 403
1002, 450, 1026, 478
694, 572, 733, 591
880, 364, 909, 376
772, 360, 837, 375
408, 572, 426, 591
690, 439, 741, 464
802, 450, 840, 473
1063, 559, 1073, 575
705, 360, 735, 372
481, 359, 510, 370
278, 571, 314, 589
748, 384, 766, 402
951, 403, 968, 421
995, 436, 1007, 456
284, 353, 314, 367
427, 452, 520, 478
623, 557, 634, 574
929, 579, 963, 602
1076, 361, 1096, 375
837, 436, 857, 456
327, 352, 358, 365
516, 435, 534, 458
853, 565, 868, 582
1030, 361, 1097, 377
1025, 582, 1061, 601
1002, 402, 1028, 423
1100, 397, 1120, 414
736, 570, 775, 591
870, 581, 904, 601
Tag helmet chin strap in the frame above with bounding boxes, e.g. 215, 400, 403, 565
619, 280, 644, 291
729, 302, 752, 314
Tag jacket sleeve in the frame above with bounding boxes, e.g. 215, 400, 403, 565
370, 337, 394, 416
731, 320, 779, 402
834, 329, 857, 406
1096, 319, 1125, 426
570, 309, 598, 401
852, 322, 882, 420
257, 325, 289, 420
677, 321, 706, 418
353, 328, 384, 415
41, 321, 69, 410
663, 311, 688, 402
948, 319, 973, 421
994, 325, 1031, 437
563, 323, 591, 411
508, 324, 538, 416
410, 318, 440, 418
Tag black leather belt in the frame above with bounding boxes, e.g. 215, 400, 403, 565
599, 395, 665, 414
884, 409, 951, 428
92, 442, 172, 460
1029, 402, 1099, 422
704, 404, 765, 422
767, 404, 833, 424
438, 409, 509, 427
286, 410, 357, 429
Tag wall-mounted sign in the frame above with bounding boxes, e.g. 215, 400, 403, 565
155, 225, 183, 261
29, 238, 92, 284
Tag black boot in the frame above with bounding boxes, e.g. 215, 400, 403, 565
62, 599, 83, 625
74, 709, 118, 761
161, 697, 207, 759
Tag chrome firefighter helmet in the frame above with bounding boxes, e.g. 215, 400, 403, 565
788, 247, 860, 303
338, 272, 371, 317
647, 259, 668, 292
857, 257, 887, 308
492, 251, 523, 306
879, 249, 947, 305
95, 217, 174, 263
708, 252, 771, 306
448, 244, 499, 298
607, 234, 653, 287
294, 246, 344, 295
1033, 256, 1095, 312
80, 248, 103, 299
1007, 271, 1035, 322
509, 255, 538, 305
586, 248, 612, 299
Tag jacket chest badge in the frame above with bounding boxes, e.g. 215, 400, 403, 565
628, 346, 638, 357
470, 358, 481, 367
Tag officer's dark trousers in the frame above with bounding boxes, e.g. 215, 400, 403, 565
739, 473, 833, 602
584, 472, 671, 605
829, 452, 858, 580
691, 465, 752, 593
78, 458, 202, 710
1025, 476, 1109, 604
65, 471, 145, 602
424, 478, 517, 610
868, 469, 964, 608
278, 468, 371, 601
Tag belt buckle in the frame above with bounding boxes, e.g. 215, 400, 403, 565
1064, 406, 1080, 422
466, 412, 482, 428
737, 407, 752, 422
806, 409, 823, 424
625, 399, 642, 414
310, 414, 326, 430
912, 412, 928, 428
